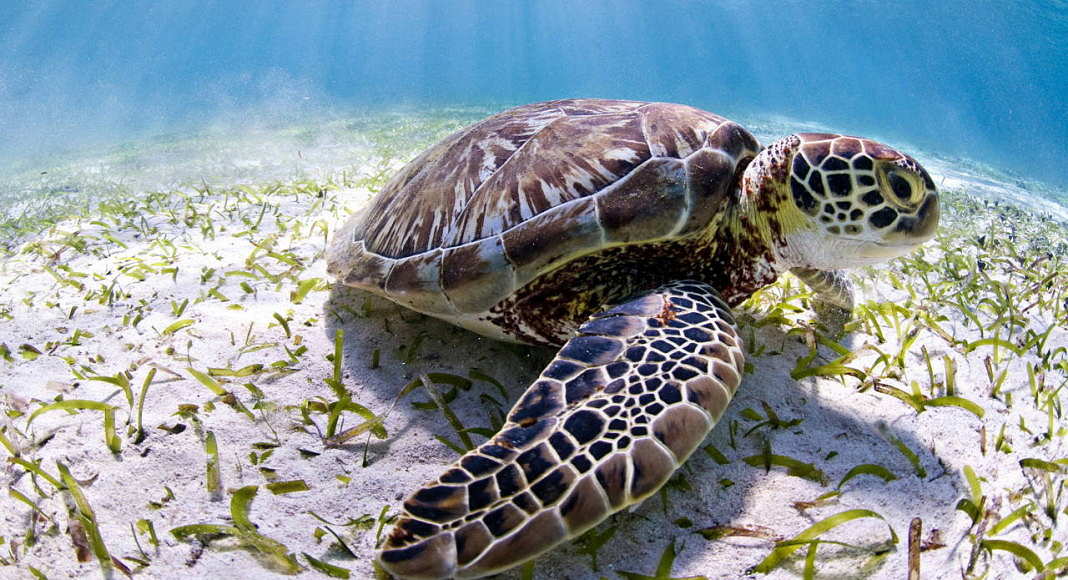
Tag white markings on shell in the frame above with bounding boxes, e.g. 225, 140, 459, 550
328, 100, 762, 336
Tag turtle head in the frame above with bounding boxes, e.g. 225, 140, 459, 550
742, 133, 940, 270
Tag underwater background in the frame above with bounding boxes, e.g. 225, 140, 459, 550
1, 3, 1068, 580
2, 0, 1067, 192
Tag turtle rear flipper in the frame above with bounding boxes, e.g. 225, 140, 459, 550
377, 281, 745, 579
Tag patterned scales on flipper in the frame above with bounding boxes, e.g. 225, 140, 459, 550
378, 281, 745, 579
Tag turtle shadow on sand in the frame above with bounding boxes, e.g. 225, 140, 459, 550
323, 283, 964, 578
322, 284, 553, 459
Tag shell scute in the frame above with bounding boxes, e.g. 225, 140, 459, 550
553, 98, 646, 116
384, 248, 449, 313
680, 148, 737, 235
639, 102, 728, 158
338, 241, 393, 291
441, 236, 513, 313
364, 104, 564, 258
705, 121, 761, 160
596, 156, 688, 243
448, 110, 650, 247
500, 196, 601, 285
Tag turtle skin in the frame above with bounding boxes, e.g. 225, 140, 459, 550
378, 281, 743, 579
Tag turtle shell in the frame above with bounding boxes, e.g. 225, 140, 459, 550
327, 99, 760, 316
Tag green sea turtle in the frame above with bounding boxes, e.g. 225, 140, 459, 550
326, 99, 939, 579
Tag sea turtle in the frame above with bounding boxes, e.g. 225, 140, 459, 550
326, 99, 939, 579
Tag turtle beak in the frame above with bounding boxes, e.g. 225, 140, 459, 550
883, 190, 940, 245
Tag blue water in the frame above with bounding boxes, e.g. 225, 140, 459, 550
2, 1, 1066, 189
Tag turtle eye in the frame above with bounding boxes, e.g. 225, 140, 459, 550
887, 171, 912, 203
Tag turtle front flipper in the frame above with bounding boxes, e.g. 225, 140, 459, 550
791, 267, 856, 312
377, 281, 745, 579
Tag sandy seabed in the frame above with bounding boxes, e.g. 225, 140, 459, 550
0, 111, 1065, 579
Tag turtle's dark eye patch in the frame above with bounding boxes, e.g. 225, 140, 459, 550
869, 207, 898, 228
827, 174, 852, 197
888, 172, 912, 202
853, 156, 873, 171
861, 190, 884, 206
821, 157, 849, 171
791, 178, 819, 215
808, 171, 825, 196
792, 155, 810, 180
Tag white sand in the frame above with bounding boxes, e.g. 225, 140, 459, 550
0, 115, 1065, 579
